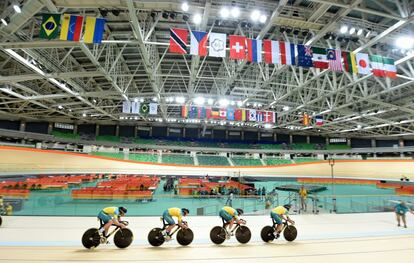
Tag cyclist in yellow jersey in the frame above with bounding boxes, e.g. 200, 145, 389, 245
162, 207, 190, 240
219, 206, 245, 235
271, 204, 295, 238
97, 206, 127, 237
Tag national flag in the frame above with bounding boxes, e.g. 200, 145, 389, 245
122, 101, 131, 113
312, 47, 328, 69
39, 14, 60, 39
327, 49, 342, 72
342, 51, 358, 74
227, 108, 235, 121
383, 57, 397, 79
149, 103, 158, 115
264, 111, 275, 123
249, 109, 257, 121
356, 53, 370, 75
219, 108, 227, 119
256, 111, 264, 122
181, 105, 188, 118
131, 101, 140, 114
279, 41, 296, 65
198, 107, 206, 119
169, 28, 188, 54
242, 109, 247, 121
297, 45, 313, 68
60, 14, 84, 41
207, 108, 220, 119
84, 17, 106, 44
189, 106, 198, 119
303, 113, 310, 126
370, 55, 386, 77
209, 32, 226, 58
229, 35, 246, 60
263, 40, 279, 64
315, 116, 324, 126
140, 103, 149, 114
234, 109, 242, 121
190, 30, 208, 56
247, 38, 262, 63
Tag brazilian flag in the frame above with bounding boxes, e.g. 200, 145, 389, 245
39, 14, 61, 39
140, 103, 149, 115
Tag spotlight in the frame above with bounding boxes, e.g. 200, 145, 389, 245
285, 27, 292, 34
340, 25, 348, 34
220, 7, 230, 18
231, 7, 240, 18
150, 12, 157, 19
396, 36, 414, 49
365, 29, 372, 38
240, 21, 247, 27
246, 22, 252, 28
215, 20, 223, 26
169, 12, 176, 20
194, 97, 205, 105
302, 30, 309, 37
251, 10, 260, 21
99, 9, 108, 17
13, 3, 21, 14
182, 14, 189, 21
1, 18, 8, 26
330, 33, 337, 39
259, 14, 267, 24
357, 28, 363, 36
181, 2, 189, 12
336, 36, 343, 42
293, 28, 300, 35
193, 13, 202, 24
162, 12, 169, 19
349, 27, 356, 34
279, 26, 286, 33
343, 37, 350, 43
58, 105, 63, 109
351, 36, 359, 42
112, 10, 120, 16
323, 33, 330, 40
236, 101, 243, 107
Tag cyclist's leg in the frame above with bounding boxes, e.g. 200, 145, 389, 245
271, 212, 283, 234
98, 211, 113, 236
162, 211, 175, 234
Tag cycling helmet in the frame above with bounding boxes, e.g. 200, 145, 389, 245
181, 208, 190, 215
283, 204, 292, 210
119, 207, 127, 214
236, 208, 244, 215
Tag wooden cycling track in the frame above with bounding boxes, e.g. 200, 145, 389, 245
0, 213, 413, 262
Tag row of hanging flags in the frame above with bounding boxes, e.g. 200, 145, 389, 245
122, 101, 158, 115
182, 106, 277, 123
170, 28, 397, 78
39, 14, 106, 44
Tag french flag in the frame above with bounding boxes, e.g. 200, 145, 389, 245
279, 41, 296, 65
190, 30, 208, 57
247, 38, 262, 63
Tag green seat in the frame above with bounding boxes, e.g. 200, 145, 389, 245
265, 159, 292, 165
128, 153, 158, 163
52, 130, 80, 140
292, 143, 315, 150
326, 144, 351, 150
232, 157, 263, 166
197, 155, 230, 166
162, 155, 194, 165
96, 135, 120, 142
294, 157, 319, 163
91, 152, 124, 160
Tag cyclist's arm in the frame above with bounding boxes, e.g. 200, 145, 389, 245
112, 216, 126, 228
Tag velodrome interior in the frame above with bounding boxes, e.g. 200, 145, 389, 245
1, 0, 414, 262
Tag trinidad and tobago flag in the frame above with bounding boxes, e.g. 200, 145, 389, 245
169, 28, 188, 54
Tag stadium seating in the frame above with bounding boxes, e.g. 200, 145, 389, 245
231, 157, 263, 166
264, 159, 293, 165
259, 144, 284, 150
162, 154, 194, 165
197, 155, 230, 166
326, 144, 351, 150
52, 130, 80, 140
128, 153, 158, 163
96, 135, 120, 142
294, 157, 320, 163
291, 143, 315, 150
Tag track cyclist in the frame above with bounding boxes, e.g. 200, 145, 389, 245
219, 206, 245, 237
161, 207, 190, 240
97, 206, 128, 240
271, 204, 295, 238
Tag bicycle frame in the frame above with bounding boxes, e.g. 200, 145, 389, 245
99, 219, 128, 238
222, 218, 243, 234
271, 218, 290, 232
160, 217, 184, 237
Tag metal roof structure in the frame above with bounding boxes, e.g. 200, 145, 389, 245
0, 0, 413, 138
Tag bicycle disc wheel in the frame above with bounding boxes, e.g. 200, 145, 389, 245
260, 226, 275, 242
210, 226, 226, 244
114, 228, 134, 248
82, 228, 100, 249
177, 228, 194, 246
148, 227, 165, 247
283, 225, 297, 241
235, 226, 251, 244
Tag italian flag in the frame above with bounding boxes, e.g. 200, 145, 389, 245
311, 47, 329, 69
342, 51, 358, 74
370, 55, 386, 77
383, 57, 397, 79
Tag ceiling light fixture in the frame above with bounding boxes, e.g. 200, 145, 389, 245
181, 2, 189, 12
